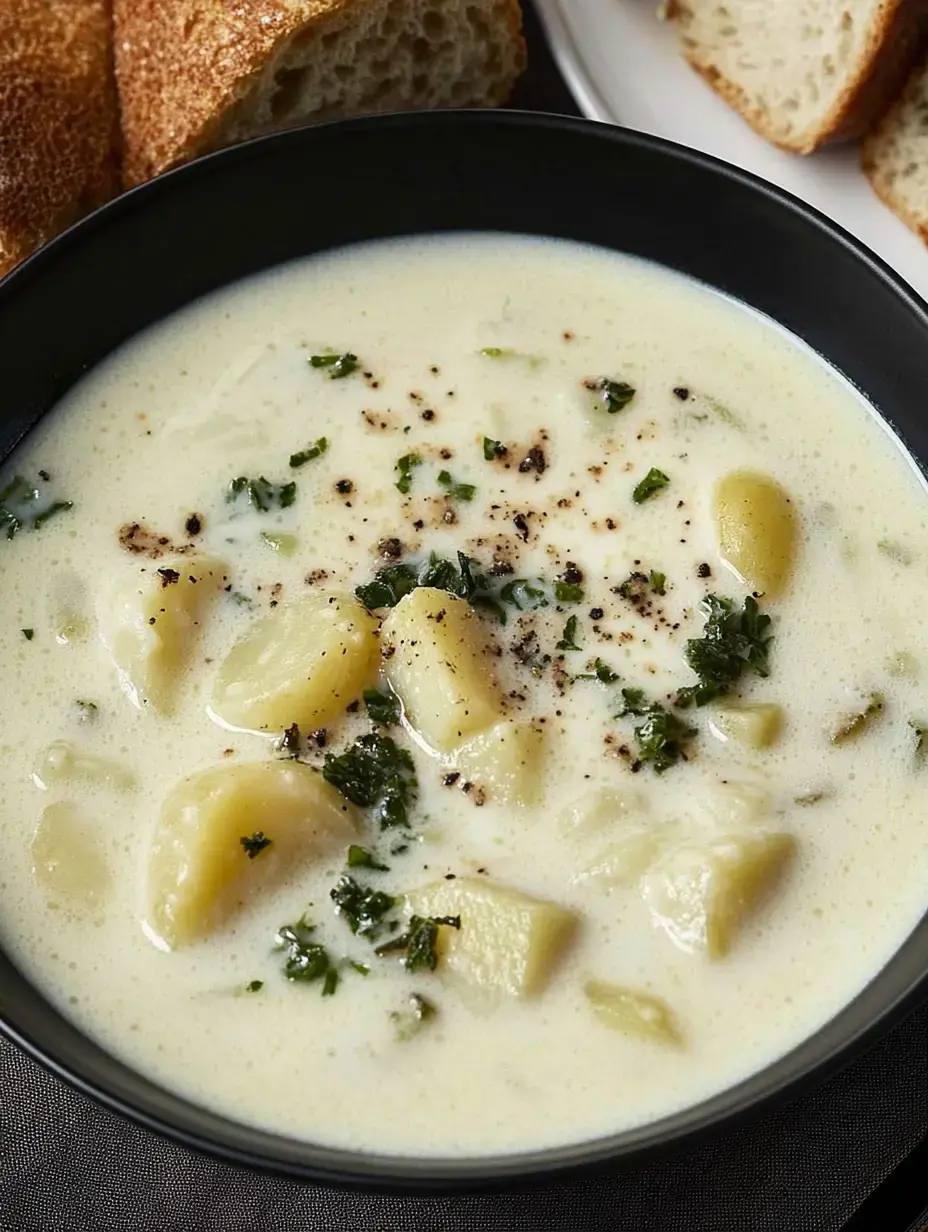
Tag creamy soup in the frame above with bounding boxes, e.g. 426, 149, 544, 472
1, 235, 927, 1158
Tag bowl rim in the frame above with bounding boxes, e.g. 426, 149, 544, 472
2, 107, 928, 1192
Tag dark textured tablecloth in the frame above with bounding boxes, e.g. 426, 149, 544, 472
3, 6, 928, 1230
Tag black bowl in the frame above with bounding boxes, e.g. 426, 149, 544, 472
2, 110, 928, 1192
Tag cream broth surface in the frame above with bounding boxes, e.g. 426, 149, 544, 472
1, 235, 927, 1157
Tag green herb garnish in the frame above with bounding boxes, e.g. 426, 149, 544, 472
363, 687, 402, 727
588, 376, 635, 414
310, 352, 359, 379
556, 615, 581, 651
632, 468, 670, 504
577, 658, 619, 684
227, 476, 296, 512
676, 594, 772, 708
499, 578, 548, 611
830, 693, 885, 744
323, 732, 417, 829
391, 992, 437, 1041
395, 453, 422, 495
483, 437, 507, 461
616, 687, 650, 717
275, 915, 339, 991
356, 551, 503, 622
245, 980, 264, 993
479, 347, 512, 358
437, 470, 476, 502
0, 474, 73, 539
355, 562, 419, 610
376, 914, 461, 971
347, 844, 389, 872
240, 831, 272, 859
634, 706, 696, 773
649, 570, 667, 595
554, 581, 584, 603
21, 628, 34, 641
289, 438, 328, 468
330, 875, 397, 939
260, 531, 298, 557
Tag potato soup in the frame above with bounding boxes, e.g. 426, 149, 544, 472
1, 234, 927, 1157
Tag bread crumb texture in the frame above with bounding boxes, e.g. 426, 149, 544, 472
668, 0, 924, 153
0, 0, 119, 277
115, 0, 526, 187
863, 51, 928, 240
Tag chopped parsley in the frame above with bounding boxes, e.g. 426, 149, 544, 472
347, 844, 389, 872
616, 687, 650, 717
363, 687, 402, 727
395, 453, 422, 495
355, 562, 419, 610
309, 352, 359, 379
499, 578, 548, 611
391, 992, 437, 1041
330, 875, 397, 939
618, 570, 666, 601
323, 732, 417, 829
240, 831, 272, 859
376, 914, 461, 971
356, 551, 503, 622
289, 437, 328, 468
21, 628, 34, 641
437, 470, 476, 502
556, 615, 581, 651
260, 531, 297, 557
0, 474, 73, 539
649, 569, 667, 595
554, 581, 584, 603
245, 980, 264, 993
577, 658, 619, 684
479, 347, 512, 358
483, 436, 507, 460
275, 915, 339, 992
633, 705, 696, 773
676, 594, 772, 708
830, 693, 884, 744
587, 376, 636, 414
226, 476, 296, 512
632, 468, 670, 504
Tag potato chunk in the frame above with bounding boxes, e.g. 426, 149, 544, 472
641, 832, 796, 958
714, 471, 797, 598
32, 802, 109, 910
148, 760, 356, 947
584, 979, 682, 1045
573, 832, 663, 888
382, 588, 501, 752
407, 877, 578, 997
211, 591, 379, 734
99, 555, 226, 712
452, 722, 545, 806
710, 702, 784, 749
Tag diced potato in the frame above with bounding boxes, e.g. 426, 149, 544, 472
710, 703, 784, 749
573, 832, 663, 888
31, 741, 137, 792
407, 877, 578, 998
584, 979, 682, 1045
452, 722, 545, 806
697, 779, 772, 830
99, 555, 227, 712
147, 760, 357, 947
714, 471, 797, 598
559, 786, 649, 839
32, 802, 109, 909
641, 832, 796, 959
382, 588, 501, 752
212, 591, 379, 734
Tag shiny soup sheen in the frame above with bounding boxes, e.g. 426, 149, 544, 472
1, 235, 927, 1158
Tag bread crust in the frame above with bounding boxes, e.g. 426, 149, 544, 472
115, 0, 526, 188
671, 0, 927, 154
862, 50, 928, 241
0, 0, 119, 277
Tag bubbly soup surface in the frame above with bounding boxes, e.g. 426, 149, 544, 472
1, 235, 927, 1157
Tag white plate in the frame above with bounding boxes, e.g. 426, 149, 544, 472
533, 0, 928, 300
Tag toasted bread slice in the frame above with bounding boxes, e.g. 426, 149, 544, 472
863, 52, 928, 240
114, 0, 526, 188
667, 0, 925, 154
0, 0, 119, 278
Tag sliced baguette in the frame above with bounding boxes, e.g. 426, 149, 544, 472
667, 0, 925, 154
0, 0, 119, 278
862, 53, 928, 239
115, 0, 526, 188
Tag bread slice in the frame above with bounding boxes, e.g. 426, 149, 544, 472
667, 0, 925, 154
114, 0, 526, 187
862, 53, 928, 239
0, 0, 119, 278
